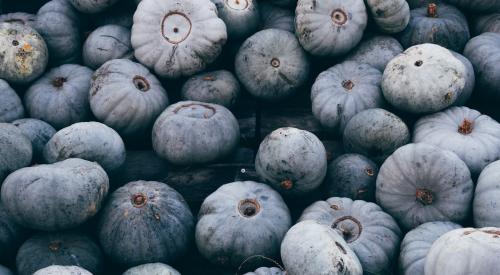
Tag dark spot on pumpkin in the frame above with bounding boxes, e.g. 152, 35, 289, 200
131, 193, 148, 208
416, 188, 433, 205
342, 80, 354, 91
52, 77, 67, 88
48, 241, 61, 252
332, 216, 363, 243
415, 60, 423, 67
458, 119, 473, 135
335, 257, 345, 272
335, 242, 347, 254
173, 27, 179, 33
280, 179, 293, 190
483, 229, 500, 236
238, 199, 260, 217
444, 92, 453, 101
133, 75, 150, 92
330, 204, 340, 210
12, 40, 19, 46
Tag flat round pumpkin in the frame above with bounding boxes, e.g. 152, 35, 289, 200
0, 123, 32, 183
0, 79, 24, 123
366, 0, 410, 33
473, 161, 500, 227
83, 24, 133, 69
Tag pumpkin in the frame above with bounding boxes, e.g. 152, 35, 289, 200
255, 127, 327, 196
35, 0, 81, 64
0, 202, 27, 263
343, 108, 410, 163
399, 3, 470, 53
299, 197, 401, 274
413, 106, 500, 175
0, 266, 12, 275
259, 2, 294, 33
376, 143, 474, 230
90, 59, 169, 136
444, 0, 500, 13
382, 43, 475, 114
83, 25, 133, 69
69, 0, 119, 13
324, 154, 378, 202
12, 118, 56, 162
424, 227, 500, 275
366, 0, 410, 33
473, 160, 500, 227
0, 23, 48, 84
16, 232, 103, 275
295, 0, 367, 56
344, 35, 404, 71
0, 12, 36, 28
99, 181, 194, 266
399, 221, 462, 275
131, 0, 227, 78
463, 32, 500, 99
474, 14, 500, 35
111, 150, 169, 187
311, 61, 384, 135
211, 0, 259, 39
33, 266, 92, 275
181, 70, 240, 108
123, 263, 180, 275
0, 79, 24, 123
24, 64, 93, 129
152, 101, 239, 165
244, 267, 286, 275
196, 181, 291, 267
0, 123, 32, 183
235, 29, 309, 100
1, 158, 108, 231
280, 220, 363, 275
43, 122, 126, 172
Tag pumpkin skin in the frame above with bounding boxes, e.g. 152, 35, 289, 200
1, 158, 109, 231
299, 197, 401, 274
473, 161, 500, 227
295, 0, 367, 56
24, 64, 93, 129
0, 12, 36, 28
43, 122, 126, 172
83, 25, 133, 69
366, 0, 410, 34
90, 59, 169, 136
376, 143, 474, 230
399, 221, 462, 275
99, 181, 194, 266
0, 266, 12, 275
33, 265, 92, 275
12, 118, 56, 162
69, 0, 119, 13
235, 29, 309, 100
259, 2, 294, 33
123, 263, 180, 275
0, 123, 32, 183
132, 0, 227, 78
413, 106, 500, 175
311, 61, 384, 135
444, 0, 500, 13
196, 181, 291, 267
16, 232, 103, 275
212, 0, 259, 39
181, 70, 240, 108
344, 35, 403, 71
280, 220, 363, 275
152, 101, 239, 165
0, 23, 48, 84
382, 43, 475, 114
0, 202, 27, 263
0, 79, 24, 123
474, 14, 500, 34
424, 227, 500, 275
255, 127, 327, 196
244, 267, 286, 275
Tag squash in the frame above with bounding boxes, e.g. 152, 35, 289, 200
99, 181, 194, 266
295, 0, 367, 56
33, 266, 92, 275
255, 127, 327, 196
344, 35, 404, 71
280, 220, 363, 275
473, 160, 500, 227
474, 14, 500, 35
69, 0, 119, 13
444, 0, 500, 13
0, 266, 12, 275
123, 263, 180, 275
196, 181, 291, 267
376, 143, 474, 230
259, 2, 294, 33
211, 0, 259, 39
24, 64, 93, 129
131, 0, 227, 78
366, 0, 410, 33
0, 79, 24, 123
83, 25, 133, 69
152, 101, 239, 165
90, 59, 169, 137
235, 29, 309, 100
0, 123, 32, 183
299, 197, 401, 274
181, 70, 240, 108
244, 267, 286, 275
413, 106, 500, 175
12, 118, 56, 162
0, 12, 36, 28
0, 202, 27, 263
311, 61, 384, 135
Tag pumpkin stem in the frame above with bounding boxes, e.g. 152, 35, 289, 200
238, 199, 261, 217
280, 179, 293, 190
131, 193, 148, 208
427, 3, 438, 17
416, 188, 433, 205
48, 241, 61, 252
331, 9, 348, 25
133, 76, 150, 92
52, 77, 67, 88
203, 75, 215, 81
342, 80, 355, 91
365, 168, 374, 176
332, 216, 362, 243
270, 58, 280, 68
458, 119, 473, 135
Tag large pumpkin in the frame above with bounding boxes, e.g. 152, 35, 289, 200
33, 265, 92, 275
0, 123, 32, 183
123, 263, 180, 275
0, 79, 24, 123
181, 70, 240, 108
211, 0, 260, 39
365, 0, 410, 33
474, 14, 500, 35
12, 118, 56, 162
0, 202, 27, 263
344, 35, 404, 71
473, 160, 500, 227
83, 24, 132, 69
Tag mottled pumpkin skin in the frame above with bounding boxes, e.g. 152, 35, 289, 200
445, 0, 500, 13
196, 181, 291, 267
99, 181, 194, 266
24, 64, 93, 129
473, 161, 500, 227
244, 267, 286, 275
83, 25, 132, 69
12, 118, 56, 162
212, 0, 260, 39
123, 263, 180, 275
366, 0, 410, 33
1, 158, 109, 231
69, 0, 119, 13
399, 221, 462, 275
344, 35, 403, 71
376, 143, 474, 230
281, 220, 363, 275
259, 2, 294, 33
181, 70, 240, 108
0, 79, 24, 123
16, 232, 103, 275
0, 23, 48, 84
0, 123, 32, 183
474, 14, 500, 35
0, 12, 36, 28
0, 202, 27, 263
0, 265, 12, 275
33, 265, 92, 275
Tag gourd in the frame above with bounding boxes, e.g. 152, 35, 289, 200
33, 266, 92, 275
211, 0, 259, 39
0, 23, 48, 84
1, 158, 109, 231
344, 35, 404, 71
299, 197, 401, 274
255, 127, 327, 196
311, 61, 384, 134
235, 29, 309, 100
90, 59, 169, 136
123, 263, 180, 275
382, 43, 475, 114
181, 70, 240, 108
244, 267, 286, 275
473, 161, 500, 227
0, 123, 32, 183
376, 143, 474, 230
83, 25, 132, 69
24, 64, 93, 129
131, 0, 227, 78
365, 0, 410, 33
152, 101, 239, 165
69, 0, 119, 13
280, 220, 363, 275
196, 181, 291, 267
259, 2, 294, 33
43, 122, 126, 172
343, 108, 410, 163
444, 0, 500, 13
0, 12, 36, 28
0, 79, 24, 123
413, 106, 500, 175
474, 14, 500, 34
99, 181, 194, 266
0, 202, 27, 263
12, 118, 56, 162
295, 0, 367, 56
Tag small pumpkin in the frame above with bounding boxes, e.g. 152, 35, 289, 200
259, 2, 294, 33
0, 79, 24, 123
0, 12, 36, 28
83, 25, 133, 69
33, 266, 92, 275
12, 118, 56, 162
474, 13, 500, 35
0, 202, 27, 263
69, 0, 119, 13
344, 35, 404, 71
0, 266, 12, 275
244, 267, 286, 275
366, 0, 410, 33
196, 181, 291, 267
212, 0, 259, 39
0, 123, 32, 183
473, 160, 500, 227
123, 263, 180, 275
181, 70, 240, 108
444, 0, 500, 13
376, 143, 474, 230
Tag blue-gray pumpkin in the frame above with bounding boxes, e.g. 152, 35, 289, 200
211, 0, 259, 39
0, 202, 27, 263
259, 2, 294, 33
181, 70, 240, 108
366, 0, 410, 33
0, 123, 32, 183
473, 160, 500, 227
344, 35, 403, 71
12, 118, 56, 162
0, 12, 36, 28
0, 79, 24, 123
474, 14, 500, 35
33, 265, 92, 275
83, 25, 133, 69
123, 263, 180, 275
69, 0, 119, 13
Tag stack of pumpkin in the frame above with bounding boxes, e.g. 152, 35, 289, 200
1, 0, 500, 274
